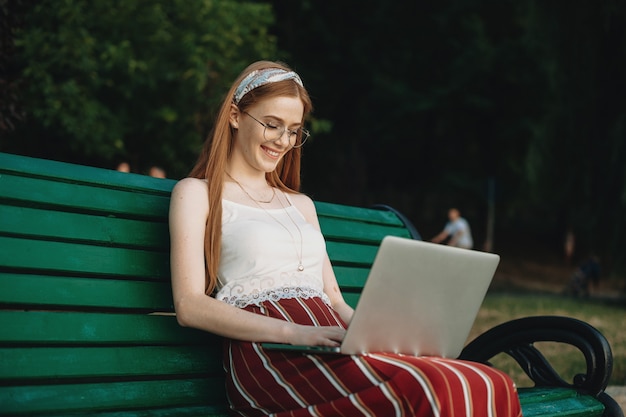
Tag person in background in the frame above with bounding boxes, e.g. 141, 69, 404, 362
564, 255, 601, 297
149, 166, 166, 178
564, 228, 576, 265
168, 60, 521, 416
431, 207, 474, 249
116, 162, 131, 173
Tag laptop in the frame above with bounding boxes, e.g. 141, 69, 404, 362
262, 235, 499, 358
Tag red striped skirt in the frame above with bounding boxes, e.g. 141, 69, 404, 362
223, 296, 522, 417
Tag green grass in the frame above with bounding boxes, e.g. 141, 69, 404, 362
467, 293, 626, 387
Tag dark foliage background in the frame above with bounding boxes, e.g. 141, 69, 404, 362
270, 1, 626, 275
2, 0, 625, 279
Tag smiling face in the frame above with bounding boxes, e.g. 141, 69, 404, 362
229, 95, 305, 176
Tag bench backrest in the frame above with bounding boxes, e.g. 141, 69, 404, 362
0, 152, 417, 416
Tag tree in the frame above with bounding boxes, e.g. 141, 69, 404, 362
4, 0, 277, 177
271, 1, 546, 227
518, 1, 626, 268
0, 0, 27, 132
272, 0, 626, 272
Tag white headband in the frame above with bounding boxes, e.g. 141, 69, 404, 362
233, 67, 304, 104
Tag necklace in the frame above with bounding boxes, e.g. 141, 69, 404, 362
226, 172, 305, 271
225, 172, 276, 204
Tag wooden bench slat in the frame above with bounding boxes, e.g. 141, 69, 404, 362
0, 273, 172, 310
0, 152, 177, 194
0, 205, 169, 250
518, 388, 605, 417
319, 216, 412, 242
325, 241, 379, 266
519, 387, 589, 404
332, 266, 370, 288
0, 270, 367, 311
0, 346, 221, 380
0, 173, 170, 220
315, 201, 405, 226
0, 311, 214, 344
0, 378, 226, 416
0, 236, 169, 278
0, 203, 409, 253
0, 236, 378, 280
63, 406, 229, 417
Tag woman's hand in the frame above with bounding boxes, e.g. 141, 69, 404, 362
287, 324, 346, 347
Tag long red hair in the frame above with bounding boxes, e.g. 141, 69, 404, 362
189, 61, 313, 294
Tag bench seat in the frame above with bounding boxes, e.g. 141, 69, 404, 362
0, 152, 621, 417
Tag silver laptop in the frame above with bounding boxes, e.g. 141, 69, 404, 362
262, 235, 499, 358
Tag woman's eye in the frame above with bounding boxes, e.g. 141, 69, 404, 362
266, 124, 279, 130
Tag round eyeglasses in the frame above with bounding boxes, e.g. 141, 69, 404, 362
243, 111, 310, 148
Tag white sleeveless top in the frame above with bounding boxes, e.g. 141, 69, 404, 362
215, 198, 330, 308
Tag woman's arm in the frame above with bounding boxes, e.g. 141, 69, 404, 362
322, 253, 355, 324
169, 178, 345, 346
291, 193, 355, 325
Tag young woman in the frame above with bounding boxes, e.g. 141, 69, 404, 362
169, 60, 522, 416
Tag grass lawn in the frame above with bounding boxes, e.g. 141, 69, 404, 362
467, 292, 626, 387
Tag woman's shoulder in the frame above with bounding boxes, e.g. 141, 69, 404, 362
169, 178, 210, 221
288, 190, 314, 207
171, 177, 209, 203
288, 191, 318, 222
172, 177, 208, 192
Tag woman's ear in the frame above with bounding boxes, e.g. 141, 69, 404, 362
229, 104, 240, 129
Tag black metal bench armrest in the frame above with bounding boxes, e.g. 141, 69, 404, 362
458, 315, 614, 397
599, 391, 625, 417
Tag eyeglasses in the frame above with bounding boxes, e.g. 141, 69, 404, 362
243, 111, 310, 148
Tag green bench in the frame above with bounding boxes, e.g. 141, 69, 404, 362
0, 152, 622, 417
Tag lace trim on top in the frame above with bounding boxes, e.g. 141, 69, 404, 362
217, 285, 331, 308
